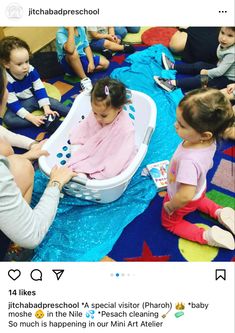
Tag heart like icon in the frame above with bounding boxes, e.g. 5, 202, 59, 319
8, 269, 21, 281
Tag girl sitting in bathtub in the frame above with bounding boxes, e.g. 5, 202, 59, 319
67, 77, 137, 179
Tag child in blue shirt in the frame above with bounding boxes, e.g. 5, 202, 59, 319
0, 36, 70, 130
56, 27, 110, 94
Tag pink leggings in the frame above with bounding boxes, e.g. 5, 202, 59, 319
161, 193, 221, 244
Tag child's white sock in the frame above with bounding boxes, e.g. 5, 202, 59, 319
203, 226, 234, 250
216, 207, 235, 235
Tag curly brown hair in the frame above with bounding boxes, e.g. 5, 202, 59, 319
0, 36, 31, 65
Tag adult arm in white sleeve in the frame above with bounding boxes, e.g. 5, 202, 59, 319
0, 159, 60, 249
0, 125, 34, 150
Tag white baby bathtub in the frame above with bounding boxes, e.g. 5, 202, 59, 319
39, 89, 157, 203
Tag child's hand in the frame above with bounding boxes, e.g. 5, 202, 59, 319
87, 62, 95, 73
112, 35, 120, 44
43, 106, 59, 118
164, 201, 175, 215
200, 69, 208, 75
25, 113, 46, 127
227, 83, 235, 94
107, 34, 115, 42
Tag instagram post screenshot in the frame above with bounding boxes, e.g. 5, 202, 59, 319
0, 0, 234, 332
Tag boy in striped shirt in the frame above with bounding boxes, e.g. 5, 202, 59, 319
0, 36, 70, 129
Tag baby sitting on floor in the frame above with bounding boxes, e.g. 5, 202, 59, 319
67, 77, 137, 179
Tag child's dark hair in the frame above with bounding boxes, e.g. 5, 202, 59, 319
179, 88, 235, 140
91, 77, 128, 109
0, 36, 31, 64
0, 65, 6, 104
223, 27, 235, 32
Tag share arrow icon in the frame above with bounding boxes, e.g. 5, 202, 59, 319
52, 269, 64, 281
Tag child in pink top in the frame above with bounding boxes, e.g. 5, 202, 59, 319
67, 77, 136, 179
162, 88, 235, 250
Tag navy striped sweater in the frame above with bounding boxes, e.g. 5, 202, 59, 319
6, 65, 50, 118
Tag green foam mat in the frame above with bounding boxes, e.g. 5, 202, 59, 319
63, 74, 81, 84
206, 189, 235, 208
200, 189, 235, 222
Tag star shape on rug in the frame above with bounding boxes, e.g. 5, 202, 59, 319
223, 145, 235, 158
124, 241, 170, 262
111, 54, 126, 65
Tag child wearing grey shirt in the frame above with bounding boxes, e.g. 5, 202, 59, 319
154, 27, 235, 93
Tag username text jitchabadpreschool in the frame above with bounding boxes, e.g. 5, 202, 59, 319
28, 8, 100, 16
